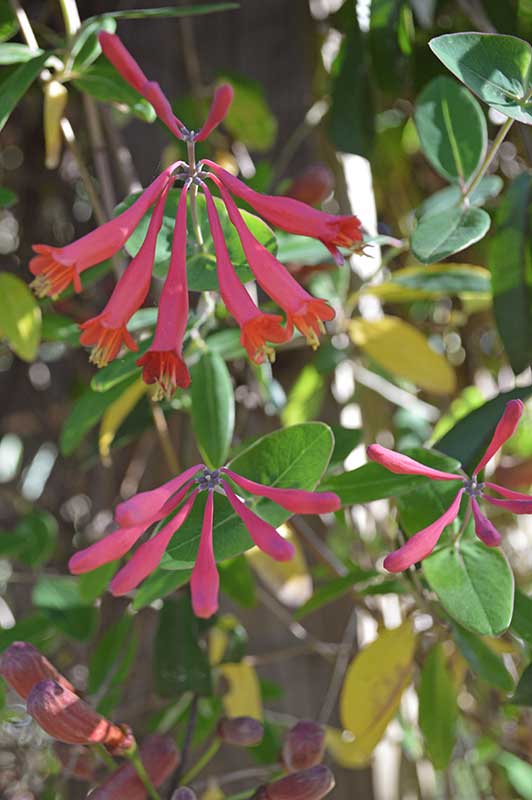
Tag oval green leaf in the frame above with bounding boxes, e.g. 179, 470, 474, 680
190, 350, 234, 468
0, 272, 41, 361
412, 206, 490, 264
419, 644, 458, 769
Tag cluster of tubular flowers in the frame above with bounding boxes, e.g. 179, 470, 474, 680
368, 400, 532, 572
69, 463, 340, 618
29, 32, 363, 399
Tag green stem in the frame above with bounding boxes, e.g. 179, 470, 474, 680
187, 140, 204, 249
127, 745, 163, 800
180, 738, 221, 786
454, 502, 472, 547
58, 0, 81, 38
92, 743, 117, 771
462, 116, 514, 202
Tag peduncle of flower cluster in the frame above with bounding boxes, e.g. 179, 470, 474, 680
30, 32, 363, 400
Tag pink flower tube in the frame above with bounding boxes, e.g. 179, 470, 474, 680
203, 160, 362, 263
368, 400, 530, 571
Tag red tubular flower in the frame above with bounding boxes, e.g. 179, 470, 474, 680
27, 680, 134, 754
30, 166, 179, 298
204, 184, 288, 363
211, 175, 335, 348
203, 160, 362, 264
69, 464, 340, 620
110, 489, 198, 596
0, 642, 75, 700
194, 83, 234, 141
190, 490, 218, 618
282, 721, 326, 773
89, 735, 180, 800
137, 184, 191, 398
79, 183, 170, 367
99, 33, 187, 140
368, 400, 529, 571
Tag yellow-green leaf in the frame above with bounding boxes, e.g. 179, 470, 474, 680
201, 782, 225, 800
338, 621, 417, 765
219, 661, 263, 721
98, 378, 146, 461
350, 315, 456, 395
0, 272, 41, 361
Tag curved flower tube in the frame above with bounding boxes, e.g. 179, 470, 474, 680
137, 183, 191, 398
194, 84, 234, 141
203, 183, 288, 363
368, 400, 529, 571
202, 160, 363, 263
69, 463, 340, 619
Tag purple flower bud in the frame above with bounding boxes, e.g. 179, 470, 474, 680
217, 716, 264, 746
0, 641, 75, 699
282, 720, 325, 772
254, 765, 335, 800
89, 735, 180, 799
171, 789, 197, 800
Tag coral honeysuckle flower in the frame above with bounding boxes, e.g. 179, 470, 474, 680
69, 464, 340, 619
368, 400, 530, 572
202, 160, 363, 264
30, 165, 180, 298
136, 183, 191, 398
203, 184, 288, 363
31, 32, 362, 382
208, 174, 335, 349
79, 182, 171, 367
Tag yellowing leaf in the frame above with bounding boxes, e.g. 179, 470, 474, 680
325, 727, 369, 768
350, 316, 456, 395
209, 626, 229, 667
246, 524, 312, 607
339, 621, 417, 765
98, 378, 146, 461
201, 781, 225, 800
219, 661, 263, 721
0, 272, 41, 361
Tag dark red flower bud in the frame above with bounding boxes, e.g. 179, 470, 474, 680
282, 720, 325, 772
0, 641, 75, 699
217, 716, 264, 746
284, 165, 334, 207
26, 680, 134, 755
171, 789, 197, 800
89, 735, 180, 799
53, 742, 99, 781
254, 765, 335, 800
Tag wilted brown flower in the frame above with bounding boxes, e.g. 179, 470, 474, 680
0, 641, 75, 699
88, 735, 180, 799
253, 764, 335, 800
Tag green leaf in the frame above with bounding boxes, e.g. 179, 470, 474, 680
132, 567, 191, 611
329, 426, 362, 470
412, 206, 491, 264
88, 616, 134, 693
0, 5, 18, 42
415, 76, 487, 183
32, 576, 98, 641
5, 510, 58, 567
294, 565, 378, 620
154, 595, 212, 696
511, 662, 532, 706
418, 175, 503, 219
321, 448, 461, 505
0, 613, 55, 652
424, 538, 514, 636
219, 555, 256, 608
511, 589, 532, 645
190, 351, 234, 468
281, 364, 324, 427
71, 17, 117, 71
452, 623, 514, 692
0, 186, 17, 207
419, 644, 457, 769
0, 272, 41, 361
496, 751, 532, 799
0, 52, 49, 131
86, 4, 239, 21
329, 21, 374, 157
60, 376, 138, 456
221, 72, 277, 151
164, 423, 334, 568
118, 190, 276, 291
370, 0, 411, 94
73, 58, 156, 121
0, 43, 42, 64
429, 33, 532, 125
488, 173, 532, 373
41, 312, 80, 346
78, 561, 117, 603
435, 386, 532, 472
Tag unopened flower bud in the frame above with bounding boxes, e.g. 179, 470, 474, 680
217, 716, 264, 746
53, 742, 99, 781
27, 680, 134, 755
282, 720, 325, 772
0, 641, 75, 699
43, 80, 68, 169
284, 165, 334, 207
254, 765, 335, 800
171, 789, 197, 800
89, 735, 180, 799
